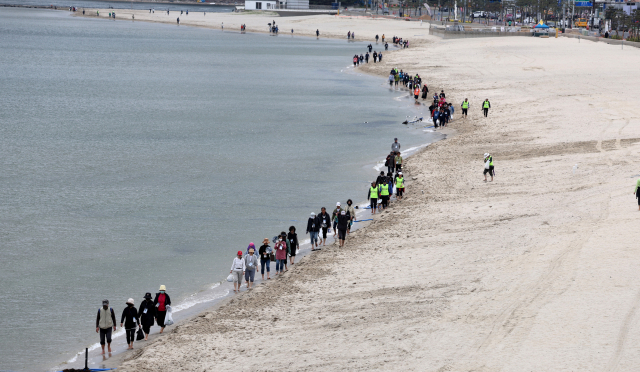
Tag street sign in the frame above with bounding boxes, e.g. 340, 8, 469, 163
574, 1, 592, 6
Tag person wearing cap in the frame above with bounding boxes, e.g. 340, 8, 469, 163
121, 298, 141, 349
395, 172, 405, 200
483, 153, 494, 182
154, 285, 171, 333
317, 207, 331, 247
138, 293, 155, 340
287, 226, 299, 265
230, 251, 246, 293
96, 299, 117, 354
244, 247, 259, 289
332, 202, 342, 238
274, 232, 288, 275
336, 209, 351, 247
258, 238, 272, 280
246, 242, 256, 256
391, 138, 401, 154
306, 212, 319, 249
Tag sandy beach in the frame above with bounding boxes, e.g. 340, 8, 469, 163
73, 10, 640, 371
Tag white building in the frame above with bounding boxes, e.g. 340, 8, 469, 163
245, 0, 277, 9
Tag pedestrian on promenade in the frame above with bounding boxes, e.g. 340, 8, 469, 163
337, 210, 350, 247
230, 251, 245, 293
274, 233, 288, 275
395, 172, 405, 200
154, 285, 171, 332
176, 17, 179, 24
287, 226, 299, 265
259, 238, 272, 280
120, 298, 140, 350
244, 247, 258, 289
368, 181, 379, 214
96, 299, 116, 354
461, 98, 469, 118
318, 207, 330, 247
138, 293, 155, 341
346, 199, 356, 233
482, 98, 491, 117
316, 29, 319, 37
375, 34, 379, 43
483, 153, 494, 182
392, 138, 401, 154
306, 212, 319, 249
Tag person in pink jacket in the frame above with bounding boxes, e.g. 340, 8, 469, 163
274, 232, 288, 275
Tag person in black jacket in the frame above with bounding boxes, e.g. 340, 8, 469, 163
138, 293, 155, 340
336, 210, 351, 248
121, 298, 141, 349
154, 285, 171, 333
287, 226, 299, 265
306, 212, 320, 250
317, 207, 331, 247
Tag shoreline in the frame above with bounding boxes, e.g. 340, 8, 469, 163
114, 23, 640, 372
47, 10, 449, 371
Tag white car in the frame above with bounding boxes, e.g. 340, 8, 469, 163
473, 11, 486, 18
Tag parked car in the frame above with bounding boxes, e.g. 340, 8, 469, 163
546, 20, 557, 27
473, 11, 486, 18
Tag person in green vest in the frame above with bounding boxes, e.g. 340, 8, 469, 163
367, 181, 379, 214
395, 172, 405, 200
482, 98, 491, 117
634, 178, 640, 210
483, 153, 494, 182
461, 98, 470, 118
395, 152, 403, 172
379, 179, 390, 209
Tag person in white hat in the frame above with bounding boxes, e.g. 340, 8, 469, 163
153, 285, 171, 333
120, 298, 140, 349
306, 212, 319, 249
395, 172, 405, 200
483, 153, 494, 182
332, 202, 342, 238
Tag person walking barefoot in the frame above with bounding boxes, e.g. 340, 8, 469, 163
230, 251, 245, 293
120, 298, 140, 350
367, 182, 379, 214
153, 285, 171, 333
259, 238, 272, 280
483, 153, 494, 182
96, 299, 117, 355
138, 293, 155, 341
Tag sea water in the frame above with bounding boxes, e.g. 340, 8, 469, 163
0, 7, 441, 371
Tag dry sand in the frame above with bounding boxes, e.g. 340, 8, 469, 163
93, 12, 640, 371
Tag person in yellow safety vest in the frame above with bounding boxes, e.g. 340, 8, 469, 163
394, 172, 405, 200
461, 98, 469, 118
379, 181, 390, 209
367, 182, 379, 214
483, 153, 494, 182
414, 86, 420, 101
482, 99, 491, 117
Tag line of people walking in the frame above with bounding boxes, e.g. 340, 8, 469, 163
96, 286, 172, 353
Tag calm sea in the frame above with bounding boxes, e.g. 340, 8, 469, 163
0, 7, 440, 371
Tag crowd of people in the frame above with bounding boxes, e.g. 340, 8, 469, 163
367, 139, 405, 213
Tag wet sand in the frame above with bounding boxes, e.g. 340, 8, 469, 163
71, 10, 640, 372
